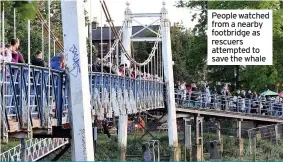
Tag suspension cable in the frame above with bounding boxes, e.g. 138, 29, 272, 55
102, 21, 125, 61
100, 0, 160, 66
36, 9, 64, 52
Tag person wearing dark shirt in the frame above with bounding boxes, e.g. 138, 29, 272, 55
102, 119, 111, 139
31, 51, 45, 67
11, 38, 25, 63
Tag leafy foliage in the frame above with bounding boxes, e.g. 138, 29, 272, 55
1, 1, 63, 62
13, 1, 38, 20
176, 0, 283, 92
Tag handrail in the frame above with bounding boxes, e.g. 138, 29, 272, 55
2, 62, 65, 74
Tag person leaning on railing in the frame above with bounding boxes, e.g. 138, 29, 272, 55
51, 53, 65, 71
31, 51, 45, 67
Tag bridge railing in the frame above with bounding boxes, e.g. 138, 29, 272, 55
0, 62, 68, 132
175, 90, 283, 117
0, 138, 69, 161
0, 62, 165, 133
89, 72, 164, 120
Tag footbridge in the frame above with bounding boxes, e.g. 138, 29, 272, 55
1, 0, 283, 161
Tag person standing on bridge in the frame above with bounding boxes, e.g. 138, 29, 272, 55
31, 51, 45, 67
0, 45, 12, 62
179, 81, 187, 105
221, 84, 229, 110
51, 53, 65, 71
11, 38, 25, 63
204, 85, 211, 108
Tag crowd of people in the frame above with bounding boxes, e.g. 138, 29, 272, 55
0, 38, 66, 71
175, 81, 283, 115
0, 39, 25, 64
0, 38, 161, 82
91, 58, 162, 81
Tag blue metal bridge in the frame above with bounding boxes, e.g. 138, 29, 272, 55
0, 62, 165, 137
2, 61, 283, 138
1, 0, 283, 161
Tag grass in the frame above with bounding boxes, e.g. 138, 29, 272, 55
1, 139, 20, 152
0, 130, 253, 161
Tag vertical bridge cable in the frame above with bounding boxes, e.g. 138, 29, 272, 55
160, 42, 164, 107
123, 51, 126, 115
151, 50, 153, 109
0, 1, 2, 152
1, 2, 4, 51
14, 8, 16, 38
100, 4, 104, 120
47, 0, 51, 128
27, 12, 31, 136
53, 39, 56, 56
147, 63, 149, 109
143, 65, 145, 109
42, 22, 44, 59
153, 44, 158, 107
109, 18, 112, 118
116, 39, 119, 73
115, 35, 119, 117
89, 0, 93, 112
134, 47, 137, 113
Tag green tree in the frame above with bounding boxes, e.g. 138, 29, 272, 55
177, 0, 283, 91
171, 25, 195, 82
131, 25, 193, 82
1, 1, 63, 62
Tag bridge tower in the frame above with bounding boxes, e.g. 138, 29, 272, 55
161, 1, 179, 160
61, 0, 94, 160
118, 1, 132, 160
120, 1, 132, 66
119, 1, 179, 160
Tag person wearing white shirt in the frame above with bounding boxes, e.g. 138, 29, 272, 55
0, 44, 12, 62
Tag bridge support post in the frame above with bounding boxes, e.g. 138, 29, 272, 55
118, 115, 128, 160
61, 0, 94, 160
216, 120, 223, 154
237, 119, 243, 157
275, 124, 280, 144
161, 2, 179, 161
20, 138, 26, 161
0, 120, 8, 143
192, 115, 203, 161
184, 119, 192, 161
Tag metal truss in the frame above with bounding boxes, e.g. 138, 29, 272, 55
0, 138, 69, 161
89, 73, 165, 119
1, 62, 68, 133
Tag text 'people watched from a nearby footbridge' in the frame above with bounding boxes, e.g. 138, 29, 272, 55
207, 10, 272, 65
